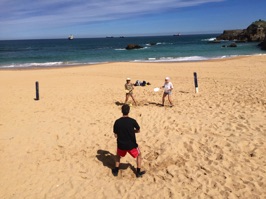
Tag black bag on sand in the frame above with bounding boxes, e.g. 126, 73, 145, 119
141, 81, 146, 86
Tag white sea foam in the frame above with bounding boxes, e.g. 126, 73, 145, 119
201, 37, 217, 41
133, 56, 209, 62
145, 42, 171, 46
0, 61, 106, 69
146, 43, 157, 46
132, 55, 242, 63
0, 62, 64, 68
202, 37, 229, 42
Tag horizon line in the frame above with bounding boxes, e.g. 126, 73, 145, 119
0, 32, 222, 41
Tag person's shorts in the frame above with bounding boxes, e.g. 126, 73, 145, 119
117, 147, 140, 158
164, 91, 172, 95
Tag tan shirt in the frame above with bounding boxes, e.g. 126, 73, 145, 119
125, 83, 134, 94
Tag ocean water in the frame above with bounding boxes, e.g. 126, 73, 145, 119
0, 34, 265, 68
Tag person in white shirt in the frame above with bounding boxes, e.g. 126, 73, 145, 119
161, 77, 174, 107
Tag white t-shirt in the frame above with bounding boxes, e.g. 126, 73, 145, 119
164, 82, 173, 93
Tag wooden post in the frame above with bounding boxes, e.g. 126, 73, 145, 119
194, 72, 198, 93
35, 81, 39, 100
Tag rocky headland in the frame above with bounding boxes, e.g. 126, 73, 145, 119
216, 19, 266, 50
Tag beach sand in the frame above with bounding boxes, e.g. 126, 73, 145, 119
0, 55, 265, 199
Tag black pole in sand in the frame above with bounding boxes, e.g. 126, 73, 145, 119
194, 72, 199, 93
35, 81, 39, 100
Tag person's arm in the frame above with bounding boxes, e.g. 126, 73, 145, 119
169, 82, 174, 91
167, 86, 173, 92
134, 129, 140, 133
113, 121, 118, 138
134, 120, 140, 133
130, 83, 134, 91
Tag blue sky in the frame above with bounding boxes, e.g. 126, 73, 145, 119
0, 0, 265, 40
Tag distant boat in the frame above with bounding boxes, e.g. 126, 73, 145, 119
173, 33, 181, 36
68, 35, 74, 40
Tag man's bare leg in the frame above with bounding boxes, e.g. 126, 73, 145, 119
124, 94, 129, 104
112, 155, 121, 176
168, 95, 174, 107
162, 93, 167, 106
136, 153, 145, 178
130, 94, 137, 105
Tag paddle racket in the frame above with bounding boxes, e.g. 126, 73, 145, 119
153, 87, 160, 92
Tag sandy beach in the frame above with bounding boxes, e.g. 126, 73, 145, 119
0, 55, 265, 199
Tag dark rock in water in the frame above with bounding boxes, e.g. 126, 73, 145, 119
228, 43, 237, 47
149, 42, 157, 46
126, 44, 144, 50
216, 29, 244, 41
235, 40, 247, 43
222, 43, 237, 48
258, 39, 266, 50
216, 19, 266, 42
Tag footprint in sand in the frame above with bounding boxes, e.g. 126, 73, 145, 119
145, 151, 160, 161
184, 141, 194, 153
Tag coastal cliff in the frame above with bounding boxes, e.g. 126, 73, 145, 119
216, 20, 266, 42
258, 38, 266, 50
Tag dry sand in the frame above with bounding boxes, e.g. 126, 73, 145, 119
0, 55, 265, 199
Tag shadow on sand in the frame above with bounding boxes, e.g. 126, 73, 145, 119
96, 149, 136, 173
115, 101, 165, 107
148, 102, 163, 107
179, 90, 190, 94
115, 101, 124, 106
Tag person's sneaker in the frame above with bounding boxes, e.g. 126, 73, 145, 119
112, 168, 118, 177
136, 171, 146, 178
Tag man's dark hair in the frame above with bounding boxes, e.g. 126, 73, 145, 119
122, 104, 130, 115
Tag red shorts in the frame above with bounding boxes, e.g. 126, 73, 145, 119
117, 147, 140, 158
